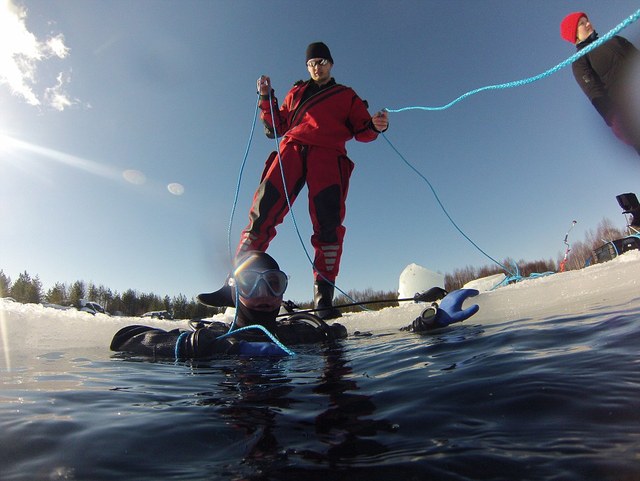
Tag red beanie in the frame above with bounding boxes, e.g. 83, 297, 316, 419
560, 12, 587, 43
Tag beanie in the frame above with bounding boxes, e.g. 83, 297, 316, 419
305, 42, 334, 63
560, 12, 587, 43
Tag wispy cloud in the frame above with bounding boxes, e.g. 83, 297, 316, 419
0, 0, 76, 110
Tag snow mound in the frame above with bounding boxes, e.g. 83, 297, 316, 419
463, 273, 506, 292
398, 263, 444, 298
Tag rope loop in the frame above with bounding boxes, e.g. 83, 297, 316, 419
216, 324, 296, 356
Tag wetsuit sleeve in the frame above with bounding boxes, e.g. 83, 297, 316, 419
110, 325, 238, 359
571, 56, 614, 124
110, 325, 184, 358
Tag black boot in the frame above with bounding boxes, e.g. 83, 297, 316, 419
314, 280, 342, 320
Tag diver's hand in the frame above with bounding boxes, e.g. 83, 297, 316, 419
436, 289, 480, 326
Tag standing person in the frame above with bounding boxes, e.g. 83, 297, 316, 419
560, 12, 640, 154
234, 41, 389, 320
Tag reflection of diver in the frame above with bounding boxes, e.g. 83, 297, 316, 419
213, 362, 294, 470
110, 251, 479, 359
303, 346, 397, 463
212, 346, 399, 474
187, 345, 395, 476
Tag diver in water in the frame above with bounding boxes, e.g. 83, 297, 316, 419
110, 251, 479, 359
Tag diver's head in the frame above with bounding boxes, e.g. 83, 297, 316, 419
232, 251, 288, 327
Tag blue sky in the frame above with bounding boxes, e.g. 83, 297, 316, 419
1, 0, 639, 303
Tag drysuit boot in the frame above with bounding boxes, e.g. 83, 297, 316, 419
314, 280, 342, 320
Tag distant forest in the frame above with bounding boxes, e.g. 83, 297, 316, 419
0, 218, 630, 319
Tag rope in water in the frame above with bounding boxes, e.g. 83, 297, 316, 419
385, 8, 640, 113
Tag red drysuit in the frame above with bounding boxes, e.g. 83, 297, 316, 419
237, 78, 381, 282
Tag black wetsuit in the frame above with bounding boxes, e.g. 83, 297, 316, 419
111, 315, 348, 360
573, 32, 640, 153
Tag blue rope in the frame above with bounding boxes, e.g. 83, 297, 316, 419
216, 324, 295, 356
381, 9, 640, 285
381, 133, 516, 277
386, 8, 640, 113
174, 325, 295, 359
174, 331, 190, 360
227, 95, 260, 262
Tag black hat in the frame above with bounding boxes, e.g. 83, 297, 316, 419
306, 42, 333, 64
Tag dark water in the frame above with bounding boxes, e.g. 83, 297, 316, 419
2, 307, 640, 481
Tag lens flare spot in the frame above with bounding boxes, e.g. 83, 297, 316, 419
122, 169, 146, 185
167, 183, 184, 196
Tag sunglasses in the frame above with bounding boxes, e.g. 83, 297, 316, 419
231, 269, 289, 298
306, 58, 329, 68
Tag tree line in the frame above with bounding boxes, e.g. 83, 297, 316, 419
0, 217, 630, 318
444, 218, 628, 291
0, 271, 220, 320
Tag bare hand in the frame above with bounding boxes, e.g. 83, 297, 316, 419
257, 75, 271, 95
372, 110, 389, 132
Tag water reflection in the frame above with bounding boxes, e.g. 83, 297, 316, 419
302, 346, 398, 464
184, 344, 397, 477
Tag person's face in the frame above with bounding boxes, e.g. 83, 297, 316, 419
576, 16, 594, 42
306, 58, 333, 85
235, 269, 286, 312
240, 281, 282, 311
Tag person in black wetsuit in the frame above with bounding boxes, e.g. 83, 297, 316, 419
110, 251, 480, 360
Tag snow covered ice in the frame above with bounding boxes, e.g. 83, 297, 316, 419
1, 251, 639, 362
